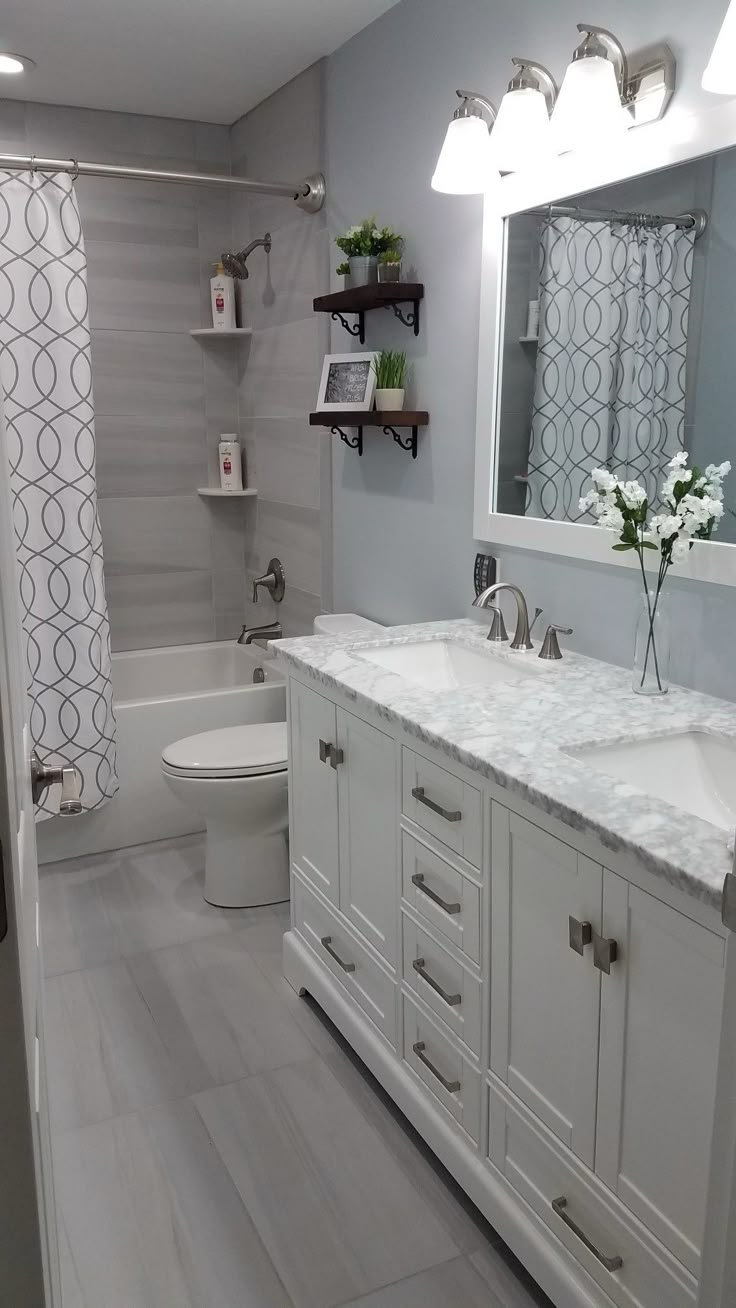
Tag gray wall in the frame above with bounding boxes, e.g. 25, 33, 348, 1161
325, 0, 736, 700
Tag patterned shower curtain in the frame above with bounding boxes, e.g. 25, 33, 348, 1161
0, 171, 117, 817
526, 215, 695, 521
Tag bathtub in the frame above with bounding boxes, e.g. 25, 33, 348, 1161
36, 640, 286, 865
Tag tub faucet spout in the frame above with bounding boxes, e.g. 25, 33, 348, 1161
238, 621, 282, 647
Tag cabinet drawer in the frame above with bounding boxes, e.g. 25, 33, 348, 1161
293, 876, 397, 1048
487, 1080, 697, 1308
401, 831, 481, 965
402, 994, 481, 1143
402, 749, 481, 867
402, 914, 482, 1055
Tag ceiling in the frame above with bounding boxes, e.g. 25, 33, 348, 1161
0, 0, 399, 123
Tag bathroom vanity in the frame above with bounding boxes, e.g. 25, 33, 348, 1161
277, 620, 735, 1308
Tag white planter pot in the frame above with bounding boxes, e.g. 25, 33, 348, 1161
375, 388, 405, 412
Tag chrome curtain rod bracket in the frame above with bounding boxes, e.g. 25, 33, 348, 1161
0, 153, 326, 213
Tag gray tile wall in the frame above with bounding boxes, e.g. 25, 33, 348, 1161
0, 82, 329, 650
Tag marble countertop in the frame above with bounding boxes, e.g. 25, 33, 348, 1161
274, 619, 736, 915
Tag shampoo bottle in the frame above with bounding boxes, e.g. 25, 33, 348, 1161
210, 262, 236, 330
218, 436, 243, 491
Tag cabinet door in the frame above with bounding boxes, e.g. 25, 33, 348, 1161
490, 805, 603, 1168
596, 871, 726, 1278
337, 708, 397, 963
289, 679, 339, 906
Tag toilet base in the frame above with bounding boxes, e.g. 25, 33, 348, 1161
204, 822, 289, 908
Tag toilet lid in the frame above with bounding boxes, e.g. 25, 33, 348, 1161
162, 721, 287, 778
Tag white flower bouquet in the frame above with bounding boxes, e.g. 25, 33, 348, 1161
580, 452, 730, 693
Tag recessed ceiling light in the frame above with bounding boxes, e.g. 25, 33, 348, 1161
0, 53, 34, 75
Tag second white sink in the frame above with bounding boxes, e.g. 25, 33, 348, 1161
569, 730, 736, 831
355, 639, 535, 690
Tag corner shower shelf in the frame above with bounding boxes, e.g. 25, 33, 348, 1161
519, 335, 539, 344
197, 487, 258, 498
190, 328, 253, 339
310, 410, 428, 459
313, 283, 424, 344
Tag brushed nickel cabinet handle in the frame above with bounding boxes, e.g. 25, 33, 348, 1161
329, 747, 344, 769
318, 739, 331, 764
412, 1040, 461, 1093
320, 935, 355, 973
411, 786, 461, 823
411, 872, 461, 916
551, 1196, 623, 1272
569, 915, 592, 955
593, 931, 618, 974
412, 957, 462, 1006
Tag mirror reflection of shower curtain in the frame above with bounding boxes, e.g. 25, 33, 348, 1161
525, 215, 695, 520
0, 171, 118, 817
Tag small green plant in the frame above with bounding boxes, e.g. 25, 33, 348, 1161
372, 349, 408, 390
336, 261, 350, 277
335, 217, 403, 260
379, 248, 402, 266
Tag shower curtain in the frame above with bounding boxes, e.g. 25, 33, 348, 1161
0, 171, 117, 816
526, 215, 695, 521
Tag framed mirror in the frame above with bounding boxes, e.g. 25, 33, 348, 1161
474, 99, 736, 585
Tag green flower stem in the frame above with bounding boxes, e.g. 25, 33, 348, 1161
636, 528, 666, 691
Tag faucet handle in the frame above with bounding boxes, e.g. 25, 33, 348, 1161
538, 624, 573, 661
486, 605, 509, 643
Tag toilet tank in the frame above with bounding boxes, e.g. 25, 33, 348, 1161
313, 613, 385, 636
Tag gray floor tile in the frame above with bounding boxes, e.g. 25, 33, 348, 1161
195, 1057, 460, 1308
46, 961, 192, 1131
128, 931, 316, 1085
235, 916, 338, 1056
54, 1102, 290, 1308
336, 1254, 517, 1307
469, 1243, 554, 1306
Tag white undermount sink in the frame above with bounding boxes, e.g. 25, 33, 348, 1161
569, 731, 736, 831
355, 639, 535, 690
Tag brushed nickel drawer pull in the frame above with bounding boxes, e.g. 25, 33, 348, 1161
329, 746, 344, 769
411, 872, 461, 916
318, 739, 331, 764
551, 1196, 623, 1272
592, 931, 618, 974
320, 935, 355, 973
569, 915, 592, 955
412, 957, 462, 1006
412, 1040, 461, 1093
411, 786, 462, 822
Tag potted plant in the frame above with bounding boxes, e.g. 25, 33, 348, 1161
378, 248, 403, 283
336, 261, 351, 289
335, 218, 403, 288
372, 350, 408, 412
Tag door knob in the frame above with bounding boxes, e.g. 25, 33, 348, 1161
30, 750, 82, 815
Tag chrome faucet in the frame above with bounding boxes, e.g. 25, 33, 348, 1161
237, 620, 282, 647
472, 582, 537, 650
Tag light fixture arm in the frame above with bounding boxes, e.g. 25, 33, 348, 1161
509, 58, 558, 112
574, 23, 629, 95
455, 88, 498, 125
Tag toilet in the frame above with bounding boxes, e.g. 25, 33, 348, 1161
161, 721, 289, 908
161, 613, 383, 909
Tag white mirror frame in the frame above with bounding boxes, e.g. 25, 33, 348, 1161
474, 97, 736, 587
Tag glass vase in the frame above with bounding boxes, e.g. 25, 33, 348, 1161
632, 588, 670, 696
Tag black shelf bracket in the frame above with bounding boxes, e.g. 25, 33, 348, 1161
384, 425, 418, 459
386, 300, 420, 335
331, 425, 363, 456
331, 310, 365, 345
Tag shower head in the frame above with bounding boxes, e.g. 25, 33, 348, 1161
221, 233, 272, 279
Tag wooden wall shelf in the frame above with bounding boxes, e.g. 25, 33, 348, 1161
313, 282, 424, 344
310, 410, 428, 459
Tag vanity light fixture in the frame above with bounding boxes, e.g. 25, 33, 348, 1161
490, 59, 558, 171
552, 25, 676, 150
703, 0, 736, 93
0, 52, 34, 75
431, 90, 499, 195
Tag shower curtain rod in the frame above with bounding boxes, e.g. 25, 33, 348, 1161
531, 203, 707, 239
0, 151, 326, 213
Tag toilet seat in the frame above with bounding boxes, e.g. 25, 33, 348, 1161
162, 721, 287, 780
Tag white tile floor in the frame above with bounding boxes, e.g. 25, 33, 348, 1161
41, 833, 553, 1308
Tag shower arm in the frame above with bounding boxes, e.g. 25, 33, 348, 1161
222, 234, 272, 279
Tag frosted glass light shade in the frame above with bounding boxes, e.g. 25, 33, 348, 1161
431, 115, 494, 194
703, 0, 736, 92
551, 55, 630, 152
490, 87, 553, 171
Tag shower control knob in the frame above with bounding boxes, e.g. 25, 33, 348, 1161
30, 750, 83, 815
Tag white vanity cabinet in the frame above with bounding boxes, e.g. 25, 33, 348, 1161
283, 669, 727, 1308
